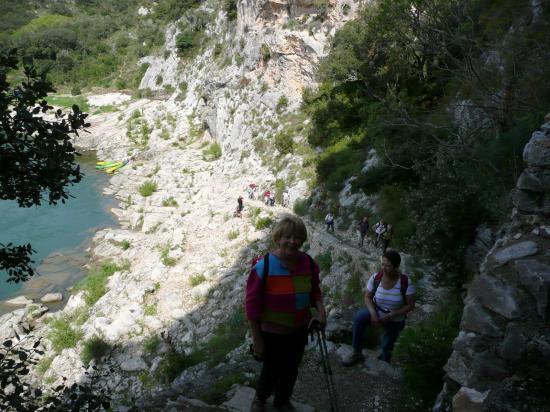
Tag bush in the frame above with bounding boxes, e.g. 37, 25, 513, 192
293, 198, 309, 216
155, 348, 189, 384
75, 261, 128, 306
316, 249, 333, 273
143, 336, 160, 354
176, 30, 197, 56
190, 273, 206, 287
139, 181, 157, 197
81, 336, 111, 365
260, 43, 270, 61
224, 0, 238, 21
255, 216, 273, 230
144, 304, 157, 316
159, 243, 177, 267
276, 95, 289, 113
227, 230, 239, 240
394, 300, 462, 410
119, 240, 131, 250
162, 196, 178, 207
274, 131, 294, 154
48, 317, 83, 353
202, 142, 222, 161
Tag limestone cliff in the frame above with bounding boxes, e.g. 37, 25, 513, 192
436, 119, 550, 411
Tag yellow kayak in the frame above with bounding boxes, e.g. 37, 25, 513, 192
105, 160, 129, 173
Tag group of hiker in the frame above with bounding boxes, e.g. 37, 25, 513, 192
236, 184, 290, 217
324, 213, 393, 253
245, 214, 415, 412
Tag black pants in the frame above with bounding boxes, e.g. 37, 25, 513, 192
256, 328, 308, 406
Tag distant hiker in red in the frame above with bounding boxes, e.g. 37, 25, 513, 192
246, 215, 326, 412
263, 191, 270, 205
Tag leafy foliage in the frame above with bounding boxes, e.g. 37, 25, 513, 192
394, 300, 462, 410
304, 0, 550, 279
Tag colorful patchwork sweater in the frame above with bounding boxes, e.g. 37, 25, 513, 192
245, 252, 323, 333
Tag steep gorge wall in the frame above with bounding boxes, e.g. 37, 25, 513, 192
437, 118, 550, 411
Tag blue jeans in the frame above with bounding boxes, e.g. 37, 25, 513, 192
351, 309, 405, 362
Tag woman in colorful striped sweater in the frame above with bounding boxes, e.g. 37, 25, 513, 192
246, 214, 326, 412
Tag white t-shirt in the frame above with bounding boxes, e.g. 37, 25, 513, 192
367, 273, 415, 322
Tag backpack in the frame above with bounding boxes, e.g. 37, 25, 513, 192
371, 271, 408, 305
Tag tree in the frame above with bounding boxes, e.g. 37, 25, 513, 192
0, 49, 89, 283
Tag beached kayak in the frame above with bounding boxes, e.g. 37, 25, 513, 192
95, 161, 120, 169
105, 160, 128, 174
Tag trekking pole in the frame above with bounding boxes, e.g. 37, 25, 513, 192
309, 320, 339, 412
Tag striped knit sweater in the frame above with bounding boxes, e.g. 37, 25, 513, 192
245, 252, 322, 333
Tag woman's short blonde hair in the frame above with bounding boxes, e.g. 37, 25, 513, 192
272, 214, 308, 244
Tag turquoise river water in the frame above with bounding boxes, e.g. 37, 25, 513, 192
0, 154, 117, 314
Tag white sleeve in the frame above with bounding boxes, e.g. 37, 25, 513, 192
366, 273, 376, 292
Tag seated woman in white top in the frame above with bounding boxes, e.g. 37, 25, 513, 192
342, 250, 415, 365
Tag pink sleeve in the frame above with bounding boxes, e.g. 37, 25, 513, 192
245, 267, 263, 320
310, 260, 323, 304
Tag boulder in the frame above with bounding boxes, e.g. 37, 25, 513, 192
120, 356, 148, 372
492, 241, 538, 266
461, 299, 503, 337
452, 387, 489, 412
40, 293, 63, 303
5, 296, 33, 306
516, 170, 543, 192
515, 259, 550, 319
512, 189, 542, 213
499, 323, 526, 362
444, 351, 472, 387
523, 130, 550, 168
469, 275, 521, 320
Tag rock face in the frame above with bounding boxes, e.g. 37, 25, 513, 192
437, 120, 550, 411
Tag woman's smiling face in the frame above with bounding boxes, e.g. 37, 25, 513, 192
277, 233, 304, 258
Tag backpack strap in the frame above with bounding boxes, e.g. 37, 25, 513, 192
400, 274, 408, 303
372, 271, 384, 296
262, 253, 270, 281
372, 271, 408, 304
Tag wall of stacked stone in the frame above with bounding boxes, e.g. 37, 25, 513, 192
435, 118, 550, 412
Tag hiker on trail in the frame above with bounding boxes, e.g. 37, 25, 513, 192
342, 250, 415, 366
282, 190, 289, 208
246, 215, 326, 412
234, 196, 244, 218
263, 190, 270, 205
325, 212, 335, 232
238, 196, 244, 212
380, 223, 393, 253
269, 191, 275, 207
356, 216, 370, 247
373, 219, 387, 247
247, 184, 256, 200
